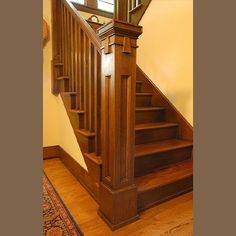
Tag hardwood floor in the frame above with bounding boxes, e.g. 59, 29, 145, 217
43, 158, 193, 236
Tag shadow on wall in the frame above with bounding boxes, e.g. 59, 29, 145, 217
137, 0, 193, 125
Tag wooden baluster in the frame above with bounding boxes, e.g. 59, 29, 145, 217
80, 29, 85, 112
114, 0, 129, 22
61, 4, 65, 73
64, 7, 68, 77
97, 19, 142, 230
84, 34, 89, 130
94, 50, 101, 156
67, 12, 72, 91
77, 25, 82, 110
74, 22, 78, 105
89, 43, 95, 132
70, 15, 75, 92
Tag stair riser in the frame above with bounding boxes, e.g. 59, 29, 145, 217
136, 110, 165, 124
136, 83, 142, 93
70, 95, 77, 109
135, 147, 192, 176
137, 176, 193, 211
59, 80, 69, 92
136, 95, 152, 107
135, 126, 178, 144
75, 132, 95, 153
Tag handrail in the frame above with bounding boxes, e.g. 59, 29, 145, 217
52, 0, 102, 156
62, 0, 102, 50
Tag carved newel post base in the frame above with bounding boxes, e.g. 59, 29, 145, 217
97, 20, 142, 230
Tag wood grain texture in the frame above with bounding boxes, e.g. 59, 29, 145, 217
43, 158, 193, 236
43, 145, 60, 159
97, 20, 143, 229
136, 66, 193, 141
50, 1, 193, 230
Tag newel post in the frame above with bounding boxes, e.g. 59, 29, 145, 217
97, 20, 142, 229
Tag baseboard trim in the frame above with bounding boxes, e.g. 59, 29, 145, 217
59, 147, 100, 203
43, 145, 60, 159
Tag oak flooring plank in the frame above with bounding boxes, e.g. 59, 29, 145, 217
43, 158, 193, 236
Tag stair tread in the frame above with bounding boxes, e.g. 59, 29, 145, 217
69, 109, 85, 114
135, 139, 193, 158
54, 62, 63, 66
62, 92, 77, 95
136, 107, 165, 111
135, 122, 178, 131
136, 93, 153, 96
136, 160, 193, 192
84, 153, 102, 165
136, 80, 143, 84
75, 129, 96, 137
56, 76, 69, 80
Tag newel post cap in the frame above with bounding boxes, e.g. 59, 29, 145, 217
97, 20, 143, 41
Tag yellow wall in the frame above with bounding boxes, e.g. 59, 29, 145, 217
137, 0, 193, 125
43, 0, 59, 146
58, 95, 87, 169
43, 0, 87, 170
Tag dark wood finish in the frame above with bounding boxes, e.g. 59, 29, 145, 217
136, 160, 193, 211
114, 0, 129, 21
59, 146, 101, 202
97, 20, 142, 229
135, 122, 179, 144
136, 66, 193, 141
129, 0, 152, 25
43, 145, 60, 159
51, 0, 193, 230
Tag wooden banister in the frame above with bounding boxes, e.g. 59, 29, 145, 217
52, 0, 102, 157
51, 0, 142, 230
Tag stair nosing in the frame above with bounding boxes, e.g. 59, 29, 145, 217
135, 139, 193, 158
136, 107, 165, 111
75, 129, 96, 137
61, 92, 77, 95
56, 76, 69, 80
135, 122, 179, 131
136, 160, 193, 193
136, 93, 153, 96
69, 109, 85, 114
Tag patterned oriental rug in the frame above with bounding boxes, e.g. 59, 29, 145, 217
43, 173, 83, 236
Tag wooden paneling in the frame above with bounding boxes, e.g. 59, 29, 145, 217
51, 0, 193, 231
97, 20, 142, 229
59, 147, 101, 202
43, 145, 60, 159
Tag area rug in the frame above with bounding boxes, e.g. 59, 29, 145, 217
43, 173, 83, 236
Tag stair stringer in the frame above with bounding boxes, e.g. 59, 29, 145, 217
136, 65, 193, 141
59, 92, 102, 202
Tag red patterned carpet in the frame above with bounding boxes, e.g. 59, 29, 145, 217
43, 173, 83, 236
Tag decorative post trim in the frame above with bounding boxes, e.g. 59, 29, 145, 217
97, 20, 142, 230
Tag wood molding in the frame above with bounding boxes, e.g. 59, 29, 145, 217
136, 66, 193, 141
43, 145, 60, 159
59, 147, 101, 203
97, 20, 142, 230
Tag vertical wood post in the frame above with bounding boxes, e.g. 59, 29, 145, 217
51, 0, 63, 94
97, 20, 142, 230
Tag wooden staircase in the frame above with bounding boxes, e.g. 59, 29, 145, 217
51, 0, 193, 230
134, 80, 193, 211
